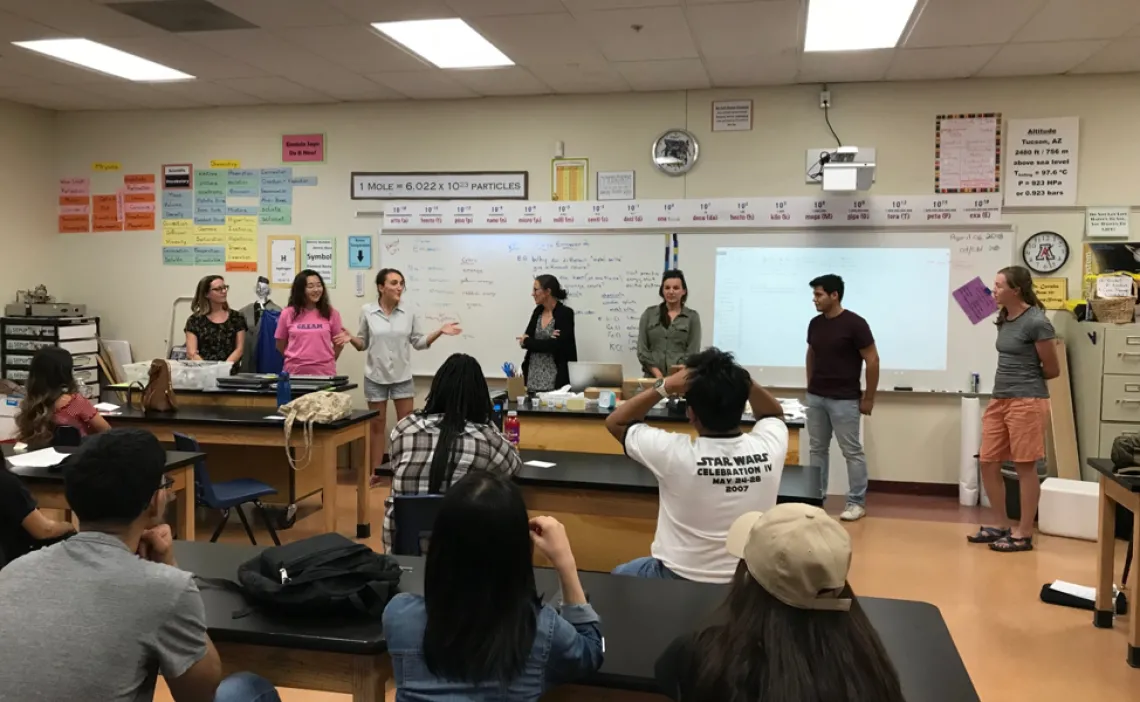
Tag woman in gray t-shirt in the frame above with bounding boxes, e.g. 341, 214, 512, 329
968, 266, 1059, 553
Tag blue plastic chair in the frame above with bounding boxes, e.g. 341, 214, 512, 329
173, 433, 281, 546
392, 494, 445, 556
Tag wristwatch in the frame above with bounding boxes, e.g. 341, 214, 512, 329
653, 378, 669, 398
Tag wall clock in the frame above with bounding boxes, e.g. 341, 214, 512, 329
651, 129, 699, 176
1022, 231, 1069, 274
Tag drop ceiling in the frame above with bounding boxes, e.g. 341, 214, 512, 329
0, 0, 1137, 110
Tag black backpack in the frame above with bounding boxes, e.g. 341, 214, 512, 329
234, 533, 403, 618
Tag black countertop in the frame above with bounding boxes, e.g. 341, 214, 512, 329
176, 542, 978, 702
511, 402, 806, 429
103, 406, 377, 429
105, 383, 357, 397
1087, 458, 1140, 492
2, 445, 202, 483
515, 450, 822, 504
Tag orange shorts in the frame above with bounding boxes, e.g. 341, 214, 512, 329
979, 398, 1050, 464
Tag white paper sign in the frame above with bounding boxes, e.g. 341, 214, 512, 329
712, 99, 753, 132
270, 238, 297, 285
1087, 206, 1131, 239
1097, 275, 1134, 299
596, 171, 635, 200
936, 114, 1001, 192
1004, 117, 1080, 206
304, 238, 336, 287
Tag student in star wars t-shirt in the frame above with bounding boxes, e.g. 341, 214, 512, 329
604, 348, 788, 584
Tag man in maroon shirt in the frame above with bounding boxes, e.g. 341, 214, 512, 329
805, 275, 879, 521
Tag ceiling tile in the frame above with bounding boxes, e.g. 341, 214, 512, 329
0, 63, 41, 88
904, 0, 1047, 48
682, 0, 761, 4
527, 60, 630, 93
273, 25, 432, 73
215, 76, 338, 103
324, 0, 454, 22
82, 81, 209, 109
1013, 0, 1140, 42
283, 67, 397, 99
104, 35, 269, 80
472, 12, 607, 64
563, 0, 680, 11
366, 70, 480, 99
149, 80, 267, 106
977, 40, 1109, 76
614, 58, 710, 91
797, 49, 894, 83
575, 7, 699, 61
207, 0, 356, 28
448, 66, 551, 95
1, 0, 168, 39
686, 0, 801, 58
702, 50, 798, 87
184, 28, 379, 89
0, 83, 130, 110
1070, 37, 1140, 73
444, 0, 566, 17
0, 9, 68, 43
886, 46, 1001, 80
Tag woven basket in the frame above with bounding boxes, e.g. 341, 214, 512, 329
1090, 276, 1137, 324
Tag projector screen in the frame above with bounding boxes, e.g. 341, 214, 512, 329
712, 247, 951, 371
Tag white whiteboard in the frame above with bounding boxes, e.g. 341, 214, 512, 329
679, 230, 1013, 392
378, 233, 666, 377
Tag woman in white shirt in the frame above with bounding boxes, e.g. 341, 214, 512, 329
340, 268, 461, 475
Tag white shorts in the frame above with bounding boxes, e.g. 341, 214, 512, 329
364, 378, 415, 403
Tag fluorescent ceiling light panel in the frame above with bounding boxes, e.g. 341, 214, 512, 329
804, 0, 919, 52
12, 38, 194, 81
372, 18, 513, 69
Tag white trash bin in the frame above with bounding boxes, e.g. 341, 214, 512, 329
1038, 478, 1099, 541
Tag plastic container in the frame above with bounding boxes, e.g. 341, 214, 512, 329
504, 410, 520, 446
276, 372, 292, 408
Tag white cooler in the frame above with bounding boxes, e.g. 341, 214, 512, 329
1038, 478, 1100, 541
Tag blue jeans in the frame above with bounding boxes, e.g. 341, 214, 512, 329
215, 673, 281, 702
611, 556, 684, 579
805, 393, 868, 506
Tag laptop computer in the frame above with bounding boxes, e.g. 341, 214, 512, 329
567, 362, 623, 392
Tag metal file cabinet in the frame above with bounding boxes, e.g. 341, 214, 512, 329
1059, 316, 1140, 480
0, 316, 102, 400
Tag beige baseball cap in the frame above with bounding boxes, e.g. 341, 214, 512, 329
725, 503, 853, 611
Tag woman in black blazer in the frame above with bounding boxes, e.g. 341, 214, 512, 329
518, 275, 577, 391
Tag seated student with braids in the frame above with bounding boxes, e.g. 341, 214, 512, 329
382, 353, 523, 552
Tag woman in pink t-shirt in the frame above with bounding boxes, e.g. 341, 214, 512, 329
275, 269, 346, 376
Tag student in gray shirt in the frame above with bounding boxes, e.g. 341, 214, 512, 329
0, 429, 281, 702
341, 268, 461, 477
968, 266, 1060, 554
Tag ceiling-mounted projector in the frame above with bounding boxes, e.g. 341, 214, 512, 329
821, 146, 875, 193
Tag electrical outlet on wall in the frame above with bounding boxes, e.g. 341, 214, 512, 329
805, 147, 876, 184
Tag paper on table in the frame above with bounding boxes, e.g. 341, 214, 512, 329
952, 276, 999, 325
524, 460, 557, 468
94, 402, 120, 412
6, 448, 68, 470
264, 415, 285, 420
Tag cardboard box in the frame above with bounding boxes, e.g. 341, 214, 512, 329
622, 377, 656, 400
0, 393, 20, 441
506, 376, 526, 399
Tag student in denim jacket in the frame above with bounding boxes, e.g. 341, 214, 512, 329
383, 471, 603, 701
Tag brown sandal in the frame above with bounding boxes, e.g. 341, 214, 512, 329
989, 535, 1033, 552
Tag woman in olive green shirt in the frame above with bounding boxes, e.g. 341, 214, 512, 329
637, 270, 702, 378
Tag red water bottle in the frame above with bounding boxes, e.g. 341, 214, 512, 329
505, 410, 520, 446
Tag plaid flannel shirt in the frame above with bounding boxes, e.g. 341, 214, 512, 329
383, 412, 523, 550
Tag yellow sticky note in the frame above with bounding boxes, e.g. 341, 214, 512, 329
226, 216, 258, 236
93, 162, 121, 172
210, 159, 241, 169
1034, 277, 1068, 310
195, 225, 227, 246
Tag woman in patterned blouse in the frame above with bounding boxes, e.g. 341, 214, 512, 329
15, 347, 110, 447
184, 275, 247, 368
